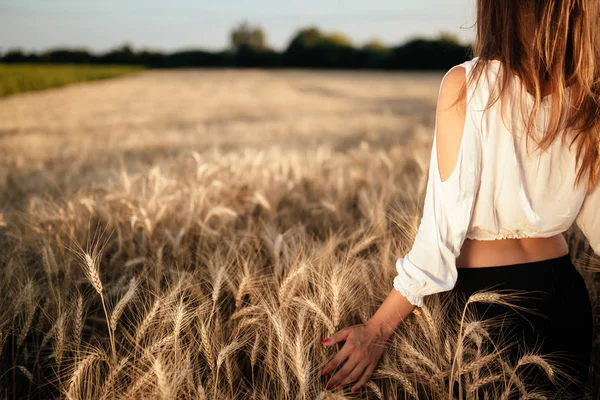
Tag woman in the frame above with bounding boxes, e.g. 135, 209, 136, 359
321, 0, 599, 397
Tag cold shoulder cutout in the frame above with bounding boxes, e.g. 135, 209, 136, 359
393, 60, 482, 307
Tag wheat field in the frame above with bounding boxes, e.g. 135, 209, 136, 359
0, 69, 598, 399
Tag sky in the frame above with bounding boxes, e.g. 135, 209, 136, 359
0, 0, 476, 53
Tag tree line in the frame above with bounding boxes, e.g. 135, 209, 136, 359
1, 22, 472, 70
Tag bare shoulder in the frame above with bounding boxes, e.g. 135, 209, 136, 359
438, 65, 466, 109
435, 65, 467, 182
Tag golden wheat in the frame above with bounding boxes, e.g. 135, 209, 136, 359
16, 282, 36, 347
135, 298, 161, 345
0, 70, 596, 400
110, 276, 137, 332
66, 351, 108, 399
153, 357, 172, 400
83, 253, 103, 296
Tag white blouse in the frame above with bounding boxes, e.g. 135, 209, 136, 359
393, 57, 600, 307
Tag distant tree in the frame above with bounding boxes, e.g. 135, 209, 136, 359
284, 27, 359, 68
361, 39, 391, 68
41, 48, 93, 64
323, 32, 352, 47
230, 21, 267, 51
363, 39, 390, 53
98, 43, 137, 64
437, 32, 461, 46
165, 50, 231, 68
229, 21, 279, 67
286, 27, 323, 50
389, 34, 469, 70
1, 49, 27, 63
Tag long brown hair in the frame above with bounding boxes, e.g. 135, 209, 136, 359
462, 0, 600, 192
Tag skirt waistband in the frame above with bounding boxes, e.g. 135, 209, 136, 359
453, 253, 577, 295
456, 253, 572, 278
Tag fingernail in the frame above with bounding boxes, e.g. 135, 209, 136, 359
326, 382, 332, 389
321, 339, 328, 344
321, 370, 328, 376
351, 387, 357, 392
335, 383, 340, 387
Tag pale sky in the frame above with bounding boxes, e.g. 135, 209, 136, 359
0, 0, 476, 53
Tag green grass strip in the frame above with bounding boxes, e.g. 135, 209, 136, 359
0, 64, 145, 96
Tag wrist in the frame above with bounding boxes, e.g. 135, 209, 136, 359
365, 288, 418, 340
365, 317, 396, 340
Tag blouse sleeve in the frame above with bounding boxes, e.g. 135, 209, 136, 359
393, 64, 483, 307
575, 182, 600, 255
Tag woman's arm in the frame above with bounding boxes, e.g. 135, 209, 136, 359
321, 65, 471, 392
363, 65, 468, 336
364, 288, 416, 340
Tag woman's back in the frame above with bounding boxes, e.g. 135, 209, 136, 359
393, 57, 600, 307
391, 57, 598, 396
442, 58, 599, 263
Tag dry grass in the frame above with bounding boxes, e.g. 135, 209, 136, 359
0, 69, 597, 399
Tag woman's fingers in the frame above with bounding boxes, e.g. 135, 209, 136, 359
321, 324, 383, 391
322, 344, 351, 378
338, 360, 369, 388
350, 362, 376, 392
322, 326, 351, 346
326, 353, 360, 388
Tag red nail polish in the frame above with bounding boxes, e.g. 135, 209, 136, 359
351, 387, 357, 392
321, 339, 328, 343
321, 370, 328, 376
326, 382, 332, 389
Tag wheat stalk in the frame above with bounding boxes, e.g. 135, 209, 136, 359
366, 381, 384, 399
173, 298, 186, 363
17, 365, 34, 383
123, 369, 154, 399
199, 322, 215, 370
330, 264, 342, 328
403, 342, 442, 375
469, 373, 505, 393
459, 353, 498, 375
292, 297, 335, 334
235, 272, 251, 309
55, 314, 65, 369
251, 332, 261, 368
515, 354, 555, 383
450, 289, 531, 399
135, 299, 161, 345
290, 308, 309, 395
99, 356, 129, 400
17, 284, 36, 347
66, 352, 108, 399
83, 252, 103, 295
419, 305, 439, 339
42, 241, 58, 277
110, 276, 137, 332
375, 367, 418, 398
153, 357, 172, 400
278, 261, 307, 304
215, 341, 242, 398
73, 294, 84, 352
499, 359, 527, 399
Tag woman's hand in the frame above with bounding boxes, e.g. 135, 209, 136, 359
320, 322, 390, 392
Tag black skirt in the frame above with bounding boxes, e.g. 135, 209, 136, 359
448, 253, 593, 399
